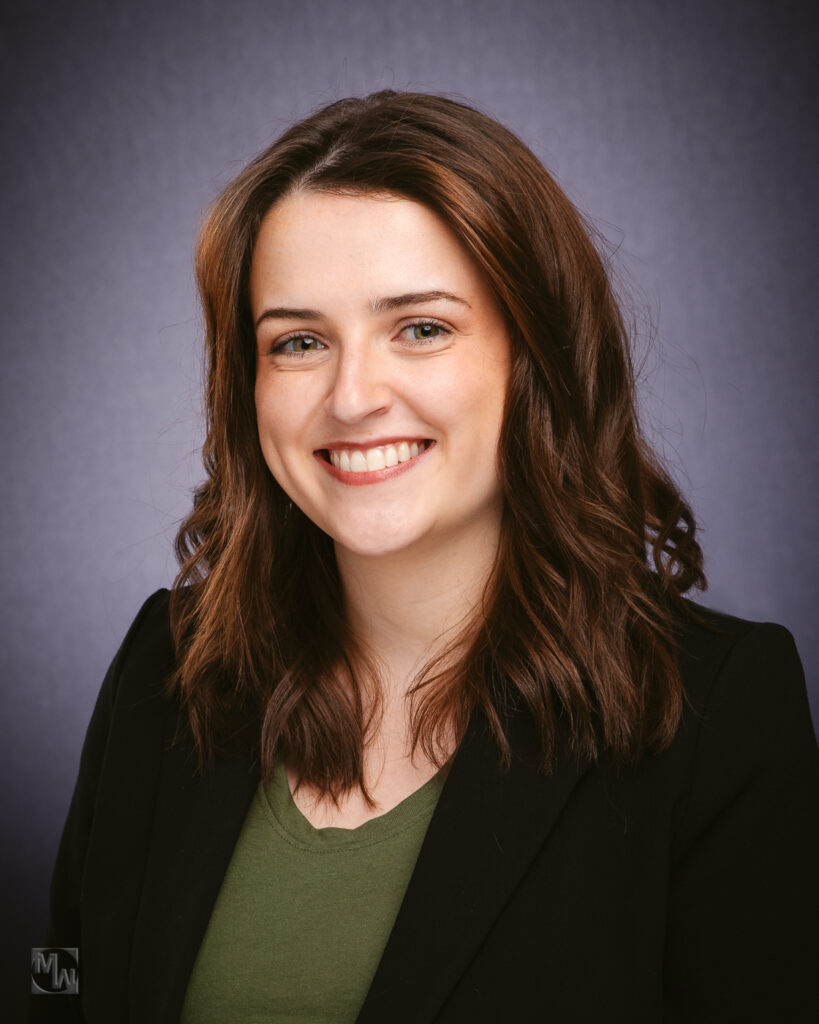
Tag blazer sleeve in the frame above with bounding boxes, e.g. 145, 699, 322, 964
29, 590, 169, 1024
664, 622, 819, 1022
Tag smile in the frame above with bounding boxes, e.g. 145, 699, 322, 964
315, 439, 435, 485
326, 440, 432, 472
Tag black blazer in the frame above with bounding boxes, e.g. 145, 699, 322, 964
31, 589, 819, 1023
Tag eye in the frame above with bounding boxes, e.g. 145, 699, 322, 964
271, 334, 326, 356
401, 320, 452, 344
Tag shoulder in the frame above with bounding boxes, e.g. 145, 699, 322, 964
668, 598, 817, 826
673, 598, 806, 724
103, 588, 177, 712
659, 603, 819, 1013
121, 587, 174, 661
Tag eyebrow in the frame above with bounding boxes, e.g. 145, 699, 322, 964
254, 290, 471, 329
370, 290, 471, 314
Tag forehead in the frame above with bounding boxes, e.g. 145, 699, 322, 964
249, 190, 490, 310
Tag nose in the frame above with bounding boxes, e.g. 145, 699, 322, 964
325, 341, 393, 424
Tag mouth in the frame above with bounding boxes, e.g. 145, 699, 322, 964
320, 439, 433, 472
314, 439, 435, 485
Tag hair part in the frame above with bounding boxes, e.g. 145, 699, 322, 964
169, 90, 706, 801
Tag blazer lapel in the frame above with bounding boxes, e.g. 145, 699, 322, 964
123, 690, 588, 1023
357, 706, 591, 1024
128, 714, 260, 1024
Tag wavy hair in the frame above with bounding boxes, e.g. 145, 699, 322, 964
170, 90, 706, 798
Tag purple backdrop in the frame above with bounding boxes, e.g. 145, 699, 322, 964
2, 0, 817, 1011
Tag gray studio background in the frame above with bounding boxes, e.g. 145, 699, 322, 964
2, 0, 817, 1008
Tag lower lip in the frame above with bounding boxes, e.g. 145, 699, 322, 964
314, 442, 435, 486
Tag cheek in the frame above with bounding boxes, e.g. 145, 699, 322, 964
254, 394, 300, 494
255, 379, 306, 450
432, 355, 509, 450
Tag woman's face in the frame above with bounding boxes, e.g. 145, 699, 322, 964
250, 190, 511, 561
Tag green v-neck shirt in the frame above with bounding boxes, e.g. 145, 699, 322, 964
179, 762, 446, 1023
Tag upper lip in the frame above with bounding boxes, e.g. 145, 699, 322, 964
316, 436, 433, 452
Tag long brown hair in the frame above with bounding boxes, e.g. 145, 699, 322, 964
170, 90, 706, 797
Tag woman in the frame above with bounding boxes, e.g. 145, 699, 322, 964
33, 91, 818, 1022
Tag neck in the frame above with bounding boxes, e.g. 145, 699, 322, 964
335, 517, 501, 697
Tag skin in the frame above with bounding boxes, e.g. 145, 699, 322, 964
250, 190, 511, 825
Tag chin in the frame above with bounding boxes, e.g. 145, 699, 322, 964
326, 519, 430, 560
332, 533, 423, 560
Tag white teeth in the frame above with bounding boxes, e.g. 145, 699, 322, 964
327, 440, 429, 473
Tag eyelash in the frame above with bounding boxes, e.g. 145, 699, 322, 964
268, 319, 453, 358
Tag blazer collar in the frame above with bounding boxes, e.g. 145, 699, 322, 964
357, 706, 590, 1023
129, 701, 589, 1024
